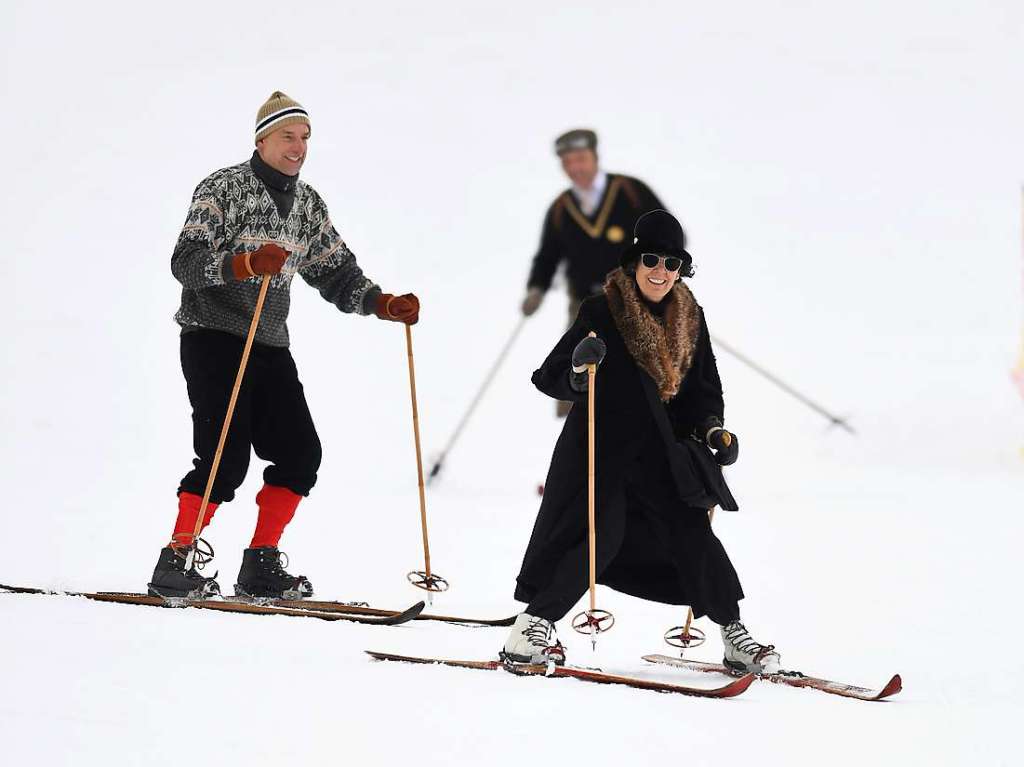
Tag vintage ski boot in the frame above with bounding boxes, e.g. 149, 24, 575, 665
148, 546, 221, 600
234, 547, 313, 600
721, 620, 781, 674
500, 613, 566, 665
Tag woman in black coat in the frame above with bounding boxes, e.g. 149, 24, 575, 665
501, 210, 780, 674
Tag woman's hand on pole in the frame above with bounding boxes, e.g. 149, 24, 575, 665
571, 336, 606, 368
569, 336, 606, 392
707, 427, 739, 466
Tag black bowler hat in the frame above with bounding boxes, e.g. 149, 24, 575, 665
620, 209, 692, 268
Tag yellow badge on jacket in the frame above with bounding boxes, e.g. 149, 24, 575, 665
606, 225, 625, 243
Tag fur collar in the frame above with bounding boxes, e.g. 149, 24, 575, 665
604, 268, 701, 402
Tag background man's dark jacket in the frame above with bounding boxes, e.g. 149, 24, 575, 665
527, 174, 664, 300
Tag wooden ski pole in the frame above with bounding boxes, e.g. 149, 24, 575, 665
572, 332, 614, 648
183, 274, 271, 571
680, 507, 717, 640
587, 342, 597, 620
667, 434, 729, 652
404, 323, 448, 600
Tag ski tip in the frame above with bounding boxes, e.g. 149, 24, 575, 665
366, 650, 421, 663
878, 674, 902, 699
726, 672, 757, 696
0, 583, 45, 595
384, 601, 426, 625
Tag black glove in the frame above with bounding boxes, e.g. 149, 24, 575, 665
706, 426, 739, 466
571, 336, 606, 368
569, 336, 606, 393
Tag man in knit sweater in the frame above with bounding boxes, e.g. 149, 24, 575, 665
150, 91, 420, 600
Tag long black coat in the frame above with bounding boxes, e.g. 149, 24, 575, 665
514, 292, 740, 612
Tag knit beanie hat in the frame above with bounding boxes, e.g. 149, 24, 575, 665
255, 91, 311, 143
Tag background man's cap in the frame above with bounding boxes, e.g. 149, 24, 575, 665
554, 128, 598, 156
255, 91, 311, 143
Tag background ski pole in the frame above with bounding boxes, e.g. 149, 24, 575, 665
710, 335, 855, 434
426, 316, 526, 485
572, 332, 614, 649
183, 274, 271, 571
403, 323, 449, 602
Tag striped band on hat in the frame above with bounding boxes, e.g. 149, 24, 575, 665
255, 91, 311, 143
256, 106, 309, 135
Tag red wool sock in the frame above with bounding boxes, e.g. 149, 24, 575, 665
170, 492, 218, 547
250, 484, 302, 548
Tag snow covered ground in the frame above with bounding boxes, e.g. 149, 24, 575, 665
2, 1, 1022, 764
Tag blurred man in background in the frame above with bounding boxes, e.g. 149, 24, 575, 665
521, 129, 666, 416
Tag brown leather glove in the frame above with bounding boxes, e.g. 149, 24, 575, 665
230, 244, 289, 280
374, 293, 420, 325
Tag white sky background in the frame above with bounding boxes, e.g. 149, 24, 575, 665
0, 0, 1017, 498
0, 2, 1022, 765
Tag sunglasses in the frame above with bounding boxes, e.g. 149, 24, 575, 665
640, 253, 684, 272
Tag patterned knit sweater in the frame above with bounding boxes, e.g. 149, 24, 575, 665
172, 158, 379, 347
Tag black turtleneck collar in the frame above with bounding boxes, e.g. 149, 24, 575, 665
250, 150, 298, 217
641, 293, 669, 318
251, 150, 298, 192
